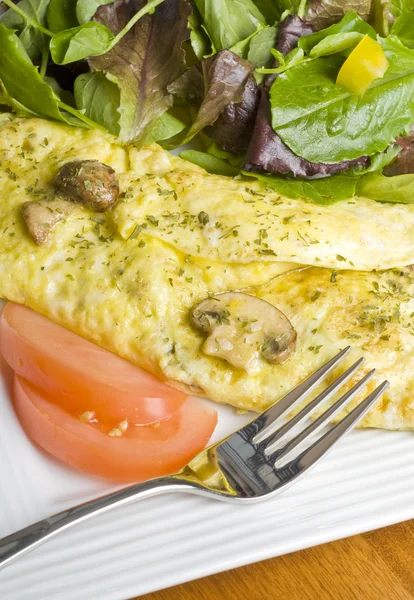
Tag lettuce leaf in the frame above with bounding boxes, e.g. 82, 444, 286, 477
244, 88, 368, 175
390, 0, 414, 20
270, 35, 414, 163
298, 11, 376, 53
303, 0, 372, 31
357, 171, 414, 202
50, 0, 167, 65
244, 15, 368, 176
384, 129, 414, 175
276, 14, 314, 55
391, 13, 414, 48
180, 50, 257, 146
243, 171, 358, 204
180, 150, 240, 175
206, 75, 259, 151
89, 0, 192, 145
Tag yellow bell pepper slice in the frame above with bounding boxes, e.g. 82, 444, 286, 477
336, 34, 389, 96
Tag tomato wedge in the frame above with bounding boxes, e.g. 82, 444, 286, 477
0, 303, 186, 425
13, 376, 217, 482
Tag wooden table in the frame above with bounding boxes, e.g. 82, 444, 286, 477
140, 520, 414, 600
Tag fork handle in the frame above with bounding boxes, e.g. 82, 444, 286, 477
0, 476, 196, 570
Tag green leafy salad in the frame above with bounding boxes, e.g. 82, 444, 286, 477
0, 0, 414, 205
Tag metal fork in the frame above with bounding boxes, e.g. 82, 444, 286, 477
0, 346, 389, 570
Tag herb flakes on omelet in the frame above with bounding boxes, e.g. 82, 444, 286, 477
1, 115, 414, 432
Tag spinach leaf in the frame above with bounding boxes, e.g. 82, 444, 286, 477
298, 11, 375, 54
0, 80, 40, 116
270, 36, 414, 163
248, 26, 278, 66
0, 23, 64, 120
76, 0, 115, 24
51, 0, 167, 64
309, 31, 364, 57
251, 0, 281, 24
180, 150, 240, 175
257, 47, 309, 75
0, 0, 51, 33
89, 0, 191, 145
357, 172, 414, 203
200, 137, 245, 166
230, 26, 264, 59
188, 8, 213, 59
245, 15, 367, 177
50, 21, 114, 64
391, 13, 414, 48
0, 23, 101, 128
74, 71, 120, 134
47, 0, 78, 33
44, 75, 75, 105
254, 0, 302, 22
1, 0, 50, 61
144, 112, 186, 144
194, 0, 265, 51
390, 0, 414, 19
243, 171, 358, 204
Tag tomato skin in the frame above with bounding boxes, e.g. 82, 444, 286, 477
13, 376, 217, 482
1, 303, 186, 425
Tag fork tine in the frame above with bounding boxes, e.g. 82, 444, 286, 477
263, 357, 365, 455
252, 346, 351, 444
270, 369, 376, 462
287, 381, 389, 473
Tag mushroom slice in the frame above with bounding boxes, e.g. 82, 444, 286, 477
191, 292, 297, 372
21, 197, 76, 245
54, 160, 120, 212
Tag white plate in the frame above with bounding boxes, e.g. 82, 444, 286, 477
1, 346, 414, 600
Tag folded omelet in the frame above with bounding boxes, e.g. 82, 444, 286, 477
1, 114, 414, 430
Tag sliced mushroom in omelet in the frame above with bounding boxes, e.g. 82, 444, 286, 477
1, 114, 414, 431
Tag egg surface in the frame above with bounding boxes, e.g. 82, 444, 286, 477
113, 153, 414, 271
0, 115, 414, 430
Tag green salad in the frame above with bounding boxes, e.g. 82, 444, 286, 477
0, 0, 413, 204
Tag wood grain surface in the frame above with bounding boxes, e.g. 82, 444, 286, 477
139, 520, 414, 600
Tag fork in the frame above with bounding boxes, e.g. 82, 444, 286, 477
0, 346, 389, 570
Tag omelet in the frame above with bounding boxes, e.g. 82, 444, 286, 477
1, 114, 414, 430
113, 154, 414, 272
